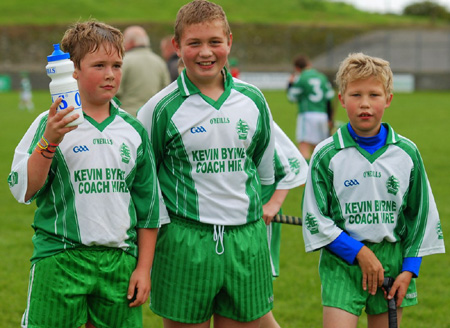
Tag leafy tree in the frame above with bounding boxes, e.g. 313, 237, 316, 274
403, 0, 449, 20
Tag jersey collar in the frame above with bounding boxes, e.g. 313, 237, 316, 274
177, 66, 233, 98
333, 122, 400, 150
83, 97, 120, 131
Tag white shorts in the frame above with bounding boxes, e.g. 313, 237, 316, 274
296, 112, 329, 144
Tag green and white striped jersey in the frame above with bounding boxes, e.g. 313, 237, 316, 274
138, 69, 275, 226
8, 99, 160, 263
261, 122, 308, 203
302, 123, 445, 258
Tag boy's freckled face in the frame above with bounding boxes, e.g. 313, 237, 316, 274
175, 20, 232, 86
73, 43, 123, 107
339, 77, 393, 137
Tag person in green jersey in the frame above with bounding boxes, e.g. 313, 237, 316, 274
137, 1, 275, 327
260, 122, 308, 328
287, 54, 335, 161
8, 20, 160, 328
302, 53, 445, 328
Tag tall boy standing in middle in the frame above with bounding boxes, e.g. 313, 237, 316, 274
137, 1, 275, 327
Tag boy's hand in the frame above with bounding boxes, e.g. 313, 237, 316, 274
385, 271, 413, 307
356, 246, 384, 295
45, 97, 79, 144
127, 267, 151, 307
262, 202, 281, 225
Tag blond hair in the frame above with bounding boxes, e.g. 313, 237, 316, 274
335, 53, 393, 97
174, 0, 231, 45
60, 20, 124, 69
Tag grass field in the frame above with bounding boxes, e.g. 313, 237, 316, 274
0, 0, 437, 27
1, 89, 449, 327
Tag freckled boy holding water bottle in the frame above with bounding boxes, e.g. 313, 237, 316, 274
8, 20, 160, 328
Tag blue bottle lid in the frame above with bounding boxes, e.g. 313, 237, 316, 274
47, 44, 70, 62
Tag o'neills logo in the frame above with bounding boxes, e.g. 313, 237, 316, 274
210, 117, 230, 124
93, 138, 113, 145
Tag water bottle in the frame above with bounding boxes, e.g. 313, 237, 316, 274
46, 44, 83, 126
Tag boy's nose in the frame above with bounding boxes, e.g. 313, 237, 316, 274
360, 96, 370, 108
199, 45, 213, 57
105, 67, 114, 79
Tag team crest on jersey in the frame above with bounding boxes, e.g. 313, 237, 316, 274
305, 212, 319, 235
7, 171, 18, 187
288, 158, 301, 175
436, 222, 444, 240
119, 143, 131, 164
386, 175, 400, 195
236, 119, 249, 140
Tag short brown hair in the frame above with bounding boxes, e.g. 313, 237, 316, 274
293, 55, 310, 70
60, 20, 124, 69
174, 0, 231, 45
335, 52, 393, 97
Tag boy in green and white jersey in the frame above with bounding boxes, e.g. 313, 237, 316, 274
8, 21, 159, 328
302, 52, 445, 328
137, 1, 275, 327
260, 122, 308, 328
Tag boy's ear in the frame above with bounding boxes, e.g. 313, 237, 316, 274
73, 69, 78, 80
338, 93, 345, 107
172, 38, 181, 57
385, 93, 393, 107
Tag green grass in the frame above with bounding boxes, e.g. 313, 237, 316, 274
0, 0, 442, 27
1, 90, 449, 327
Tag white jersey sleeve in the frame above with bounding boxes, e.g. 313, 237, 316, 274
273, 122, 307, 189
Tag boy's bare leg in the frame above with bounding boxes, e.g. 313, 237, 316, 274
259, 311, 281, 328
214, 314, 261, 328
298, 142, 314, 161
163, 318, 211, 328
323, 306, 358, 328
367, 308, 403, 328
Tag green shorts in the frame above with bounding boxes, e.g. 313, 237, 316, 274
319, 240, 418, 316
267, 222, 281, 278
22, 247, 142, 328
150, 217, 273, 323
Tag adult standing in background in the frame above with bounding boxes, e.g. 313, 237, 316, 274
287, 54, 335, 161
116, 25, 170, 116
160, 35, 179, 82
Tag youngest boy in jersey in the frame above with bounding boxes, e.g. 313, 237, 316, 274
8, 20, 159, 328
137, 1, 275, 327
301, 52, 445, 328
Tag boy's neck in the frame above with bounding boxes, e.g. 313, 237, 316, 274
83, 102, 111, 123
189, 70, 225, 101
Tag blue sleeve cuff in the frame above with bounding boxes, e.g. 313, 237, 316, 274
402, 257, 422, 278
326, 232, 364, 264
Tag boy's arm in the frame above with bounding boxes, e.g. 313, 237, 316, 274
127, 228, 158, 307
9, 99, 79, 203
26, 102, 79, 201
262, 122, 308, 224
401, 150, 445, 258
